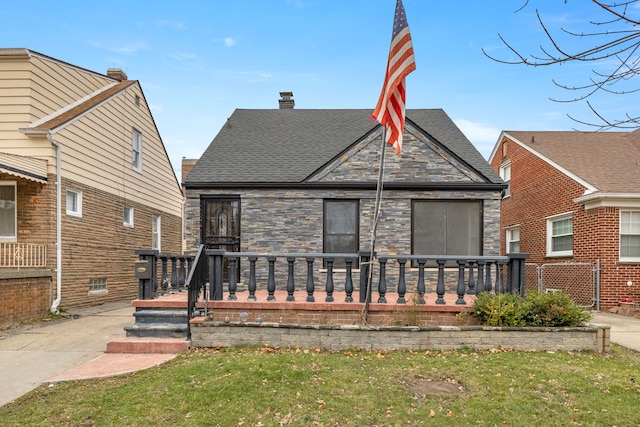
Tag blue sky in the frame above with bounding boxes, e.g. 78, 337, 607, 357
3, 1, 636, 177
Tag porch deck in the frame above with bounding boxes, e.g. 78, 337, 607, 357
133, 288, 476, 328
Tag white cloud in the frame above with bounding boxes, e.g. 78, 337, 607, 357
454, 119, 501, 159
167, 52, 198, 61
157, 19, 186, 30
224, 37, 236, 47
88, 40, 147, 54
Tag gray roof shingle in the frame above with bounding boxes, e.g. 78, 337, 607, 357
185, 108, 501, 185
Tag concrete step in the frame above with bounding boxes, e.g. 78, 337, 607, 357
133, 309, 188, 325
124, 322, 188, 339
107, 337, 190, 354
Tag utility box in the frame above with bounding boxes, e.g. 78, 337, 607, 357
134, 261, 151, 280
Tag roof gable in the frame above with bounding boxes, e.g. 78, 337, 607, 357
310, 124, 487, 184
501, 131, 640, 193
27, 80, 138, 133
185, 108, 502, 186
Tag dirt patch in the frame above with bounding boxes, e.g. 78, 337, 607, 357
409, 377, 465, 396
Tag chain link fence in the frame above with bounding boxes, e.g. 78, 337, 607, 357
525, 261, 599, 309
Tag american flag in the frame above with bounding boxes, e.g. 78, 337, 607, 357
371, 0, 416, 155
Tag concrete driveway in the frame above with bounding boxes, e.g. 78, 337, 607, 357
0, 301, 133, 407
590, 311, 640, 352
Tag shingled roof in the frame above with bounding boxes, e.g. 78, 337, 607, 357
185, 108, 501, 185
503, 130, 640, 194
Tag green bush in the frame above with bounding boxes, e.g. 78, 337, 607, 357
522, 291, 592, 327
473, 291, 592, 327
472, 292, 526, 326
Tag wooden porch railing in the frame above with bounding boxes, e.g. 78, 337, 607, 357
0, 242, 47, 268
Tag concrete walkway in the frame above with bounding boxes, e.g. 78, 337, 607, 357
0, 300, 176, 408
590, 311, 640, 352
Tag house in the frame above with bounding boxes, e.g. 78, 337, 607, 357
489, 130, 640, 309
183, 93, 505, 288
0, 48, 183, 326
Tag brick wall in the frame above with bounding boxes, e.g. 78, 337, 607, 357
490, 137, 640, 308
53, 177, 182, 308
490, 137, 587, 264
0, 270, 52, 329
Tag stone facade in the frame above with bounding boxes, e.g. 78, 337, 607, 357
185, 132, 502, 263
184, 120, 504, 296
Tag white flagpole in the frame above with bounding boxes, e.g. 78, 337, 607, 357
362, 127, 387, 323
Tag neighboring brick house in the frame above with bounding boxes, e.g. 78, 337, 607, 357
0, 48, 182, 325
489, 130, 640, 309
183, 93, 505, 287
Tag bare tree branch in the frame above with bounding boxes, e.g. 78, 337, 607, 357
487, 0, 640, 130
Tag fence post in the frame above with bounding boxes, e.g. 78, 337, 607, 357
208, 250, 225, 301
507, 253, 530, 297
134, 249, 158, 300
359, 251, 372, 303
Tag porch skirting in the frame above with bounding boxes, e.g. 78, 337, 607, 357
190, 319, 610, 353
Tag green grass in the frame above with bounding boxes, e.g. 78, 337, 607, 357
1, 345, 639, 426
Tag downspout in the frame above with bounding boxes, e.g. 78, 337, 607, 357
47, 133, 62, 314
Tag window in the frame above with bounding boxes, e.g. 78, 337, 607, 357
123, 206, 134, 227
152, 215, 161, 251
66, 189, 82, 217
0, 182, 16, 242
620, 211, 640, 261
412, 200, 482, 256
324, 200, 359, 267
506, 226, 520, 253
132, 129, 143, 172
89, 278, 107, 295
547, 213, 573, 257
499, 161, 511, 198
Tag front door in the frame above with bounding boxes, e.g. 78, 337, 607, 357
201, 197, 240, 280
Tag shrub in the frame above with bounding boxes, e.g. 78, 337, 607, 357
472, 291, 526, 326
473, 291, 592, 327
522, 291, 592, 327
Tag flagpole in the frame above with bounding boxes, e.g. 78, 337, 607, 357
362, 127, 387, 323
364, 0, 415, 323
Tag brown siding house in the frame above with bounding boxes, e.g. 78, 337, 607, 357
0, 48, 183, 326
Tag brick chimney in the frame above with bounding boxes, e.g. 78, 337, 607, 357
107, 68, 128, 81
279, 91, 295, 109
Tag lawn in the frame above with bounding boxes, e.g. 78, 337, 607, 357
0, 345, 639, 426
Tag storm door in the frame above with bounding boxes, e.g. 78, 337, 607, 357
201, 197, 240, 280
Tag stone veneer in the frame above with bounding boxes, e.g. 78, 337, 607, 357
185, 188, 501, 292
184, 128, 503, 292
190, 320, 610, 353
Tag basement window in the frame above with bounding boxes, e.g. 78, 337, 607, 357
88, 277, 107, 295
